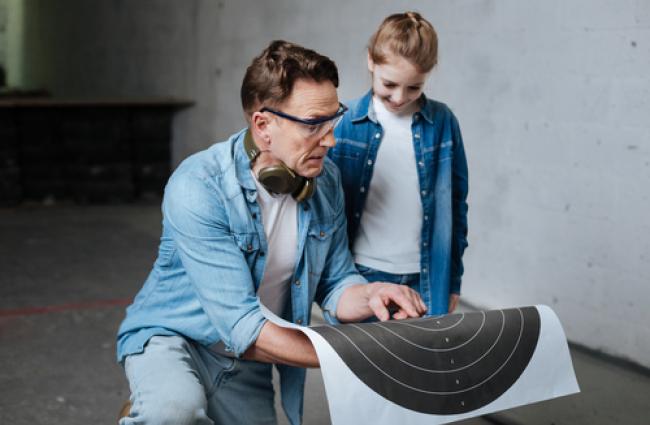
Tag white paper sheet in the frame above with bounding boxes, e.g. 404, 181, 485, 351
261, 304, 579, 425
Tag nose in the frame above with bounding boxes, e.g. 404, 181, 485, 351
320, 128, 336, 148
392, 89, 406, 104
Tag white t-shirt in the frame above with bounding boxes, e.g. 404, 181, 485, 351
212, 174, 297, 356
253, 174, 297, 316
353, 96, 423, 274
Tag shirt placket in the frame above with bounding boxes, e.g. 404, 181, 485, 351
412, 114, 432, 310
354, 123, 382, 228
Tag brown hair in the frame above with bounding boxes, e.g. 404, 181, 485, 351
241, 40, 339, 118
368, 11, 438, 73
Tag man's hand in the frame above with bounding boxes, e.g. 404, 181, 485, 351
448, 293, 460, 313
336, 283, 427, 322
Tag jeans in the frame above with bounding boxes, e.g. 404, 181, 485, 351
120, 335, 277, 425
355, 264, 420, 291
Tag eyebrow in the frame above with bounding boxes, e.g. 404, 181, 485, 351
304, 105, 341, 120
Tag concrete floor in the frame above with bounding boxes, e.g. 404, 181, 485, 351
1, 204, 648, 424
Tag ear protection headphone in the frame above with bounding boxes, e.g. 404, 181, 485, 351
244, 130, 316, 202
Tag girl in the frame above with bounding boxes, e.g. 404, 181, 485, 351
330, 11, 469, 315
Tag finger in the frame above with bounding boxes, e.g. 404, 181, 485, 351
368, 295, 390, 321
408, 289, 427, 315
392, 310, 408, 320
448, 294, 459, 313
389, 291, 420, 318
404, 288, 427, 317
419, 298, 428, 314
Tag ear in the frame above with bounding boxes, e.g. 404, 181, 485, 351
251, 111, 272, 150
367, 51, 375, 73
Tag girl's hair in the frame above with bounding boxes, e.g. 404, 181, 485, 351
368, 11, 438, 73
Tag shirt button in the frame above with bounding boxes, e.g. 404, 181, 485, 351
319, 231, 325, 237
421, 190, 427, 196
354, 212, 360, 218
423, 242, 428, 247
367, 159, 373, 166
295, 280, 301, 286
418, 161, 424, 167
247, 244, 253, 252
414, 133, 421, 139
422, 267, 428, 273
414, 114, 420, 121
375, 132, 381, 139
360, 187, 365, 193
424, 215, 429, 221
296, 319, 303, 325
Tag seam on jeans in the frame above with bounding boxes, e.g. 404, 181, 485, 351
205, 358, 238, 398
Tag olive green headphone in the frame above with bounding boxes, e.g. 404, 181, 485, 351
244, 130, 316, 202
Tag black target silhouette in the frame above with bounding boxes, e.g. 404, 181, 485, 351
311, 307, 541, 414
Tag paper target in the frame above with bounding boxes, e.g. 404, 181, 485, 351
310, 307, 541, 414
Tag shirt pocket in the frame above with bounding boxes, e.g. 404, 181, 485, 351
233, 232, 261, 269
330, 138, 367, 160
435, 140, 454, 162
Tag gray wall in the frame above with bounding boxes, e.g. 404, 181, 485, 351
212, 0, 650, 368
13, 0, 220, 162
8, 0, 650, 368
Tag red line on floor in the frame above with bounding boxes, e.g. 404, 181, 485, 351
0, 298, 132, 318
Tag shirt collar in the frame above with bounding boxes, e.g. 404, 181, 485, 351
350, 90, 374, 123
417, 94, 435, 124
233, 129, 257, 193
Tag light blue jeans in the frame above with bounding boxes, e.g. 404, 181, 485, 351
120, 335, 277, 425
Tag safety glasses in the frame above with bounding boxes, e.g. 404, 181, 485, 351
260, 103, 348, 139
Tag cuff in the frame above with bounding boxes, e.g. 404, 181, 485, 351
322, 273, 367, 325
228, 307, 267, 357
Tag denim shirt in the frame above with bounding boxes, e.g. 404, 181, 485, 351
329, 91, 469, 315
116, 129, 364, 425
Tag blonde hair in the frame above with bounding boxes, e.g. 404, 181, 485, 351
368, 11, 438, 73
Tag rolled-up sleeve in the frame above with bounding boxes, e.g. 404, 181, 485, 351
163, 172, 265, 357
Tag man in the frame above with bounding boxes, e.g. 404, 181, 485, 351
116, 40, 427, 425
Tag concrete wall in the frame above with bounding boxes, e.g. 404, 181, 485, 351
14, 0, 220, 162
213, 0, 650, 369
13, 0, 650, 368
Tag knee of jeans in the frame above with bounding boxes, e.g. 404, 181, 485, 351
132, 393, 209, 425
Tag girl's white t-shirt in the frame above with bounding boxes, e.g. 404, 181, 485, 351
353, 96, 423, 274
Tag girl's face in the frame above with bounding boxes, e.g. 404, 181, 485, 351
368, 52, 430, 114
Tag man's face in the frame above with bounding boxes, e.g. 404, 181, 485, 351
368, 53, 430, 114
263, 79, 339, 178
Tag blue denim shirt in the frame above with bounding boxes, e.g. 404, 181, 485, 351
329, 91, 469, 315
117, 129, 364, 425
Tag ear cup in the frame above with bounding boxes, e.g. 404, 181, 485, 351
244, 130, 315, 201
292, 177, 316, 203
257, 164, 301, 194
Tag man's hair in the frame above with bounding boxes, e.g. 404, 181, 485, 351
368, 11, 438, 73
241, 40, 339, 118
